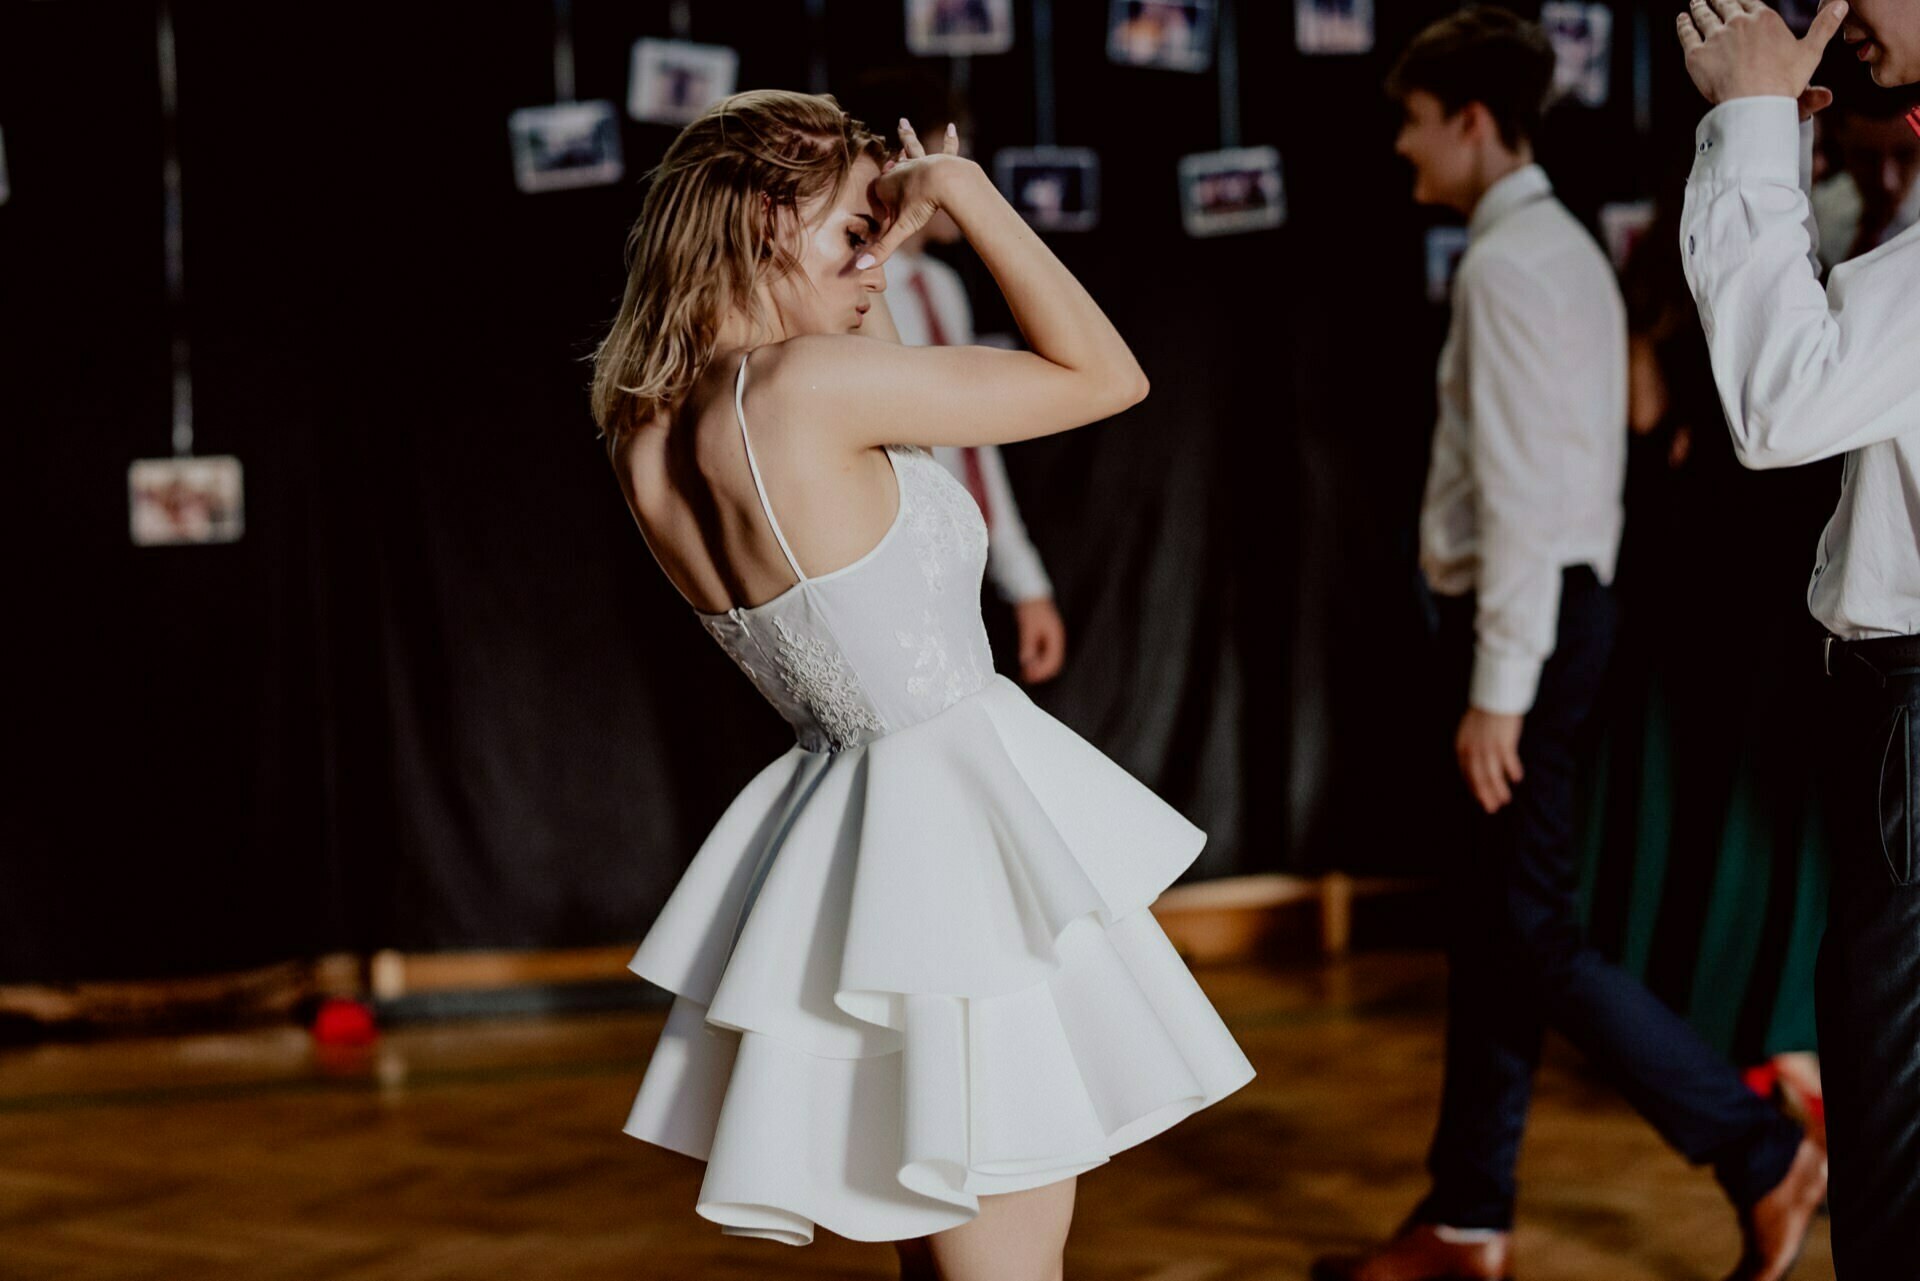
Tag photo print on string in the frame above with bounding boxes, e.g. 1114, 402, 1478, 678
0, 127, 9, 205
628, 38, 738, 125
509, 0, 623, 194
1178, 146, 1284, 237
130, 3, 243, 549
1541, 2, 1612, 108
1107, 0, 1215, 73
1599, 199, 1656, 272
510, 102, 624, 194
994, 147, 1100, 232
1425, 225, 1470, 304
128, 457, 245, 547
1294, 0, 1374, 56
905, 0, 1016, 56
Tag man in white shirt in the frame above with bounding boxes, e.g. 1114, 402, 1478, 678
1677, 0, 1920, 1270
884, 206, 1068, 685
1316, 10, 1820, 1281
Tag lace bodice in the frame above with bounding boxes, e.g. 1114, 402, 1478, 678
696, 355, 993, 752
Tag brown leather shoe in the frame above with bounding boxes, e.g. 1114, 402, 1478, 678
1310, 1225, 1513, 1281
1725, 1137, 1828, 1281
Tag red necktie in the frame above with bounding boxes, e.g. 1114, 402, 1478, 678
904, 266, 951, 346
904, 265, 992, 524
1907, 105, 1920, 140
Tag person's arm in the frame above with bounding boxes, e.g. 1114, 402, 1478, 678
1681, 96, 1920, 468
1460, 256, 1567, 720
1672, 0, 1920, 467
762, 124, 1148, 450
974, 445, 1054, 604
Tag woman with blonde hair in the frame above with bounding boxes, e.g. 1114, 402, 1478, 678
593, 89, 1252, 1280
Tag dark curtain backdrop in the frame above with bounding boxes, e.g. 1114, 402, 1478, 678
4, 0, 1701, 982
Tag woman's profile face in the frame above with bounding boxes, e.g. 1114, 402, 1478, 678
766, 154, 891, 337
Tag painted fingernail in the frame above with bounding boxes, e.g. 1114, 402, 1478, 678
947, 123, 957, 135
899, 117, 912, 130
856, 254, 876, 269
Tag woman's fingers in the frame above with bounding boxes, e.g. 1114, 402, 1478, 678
1707, 0, 1743, 20
1688, 0, 1724, 33
898, 117, 926, 160
942, 122, 960, 156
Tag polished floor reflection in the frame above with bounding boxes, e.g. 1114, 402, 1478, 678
0, 952, 1829, 1280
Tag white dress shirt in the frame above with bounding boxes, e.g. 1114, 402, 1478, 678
1682, 97, 1920, 641
884, 252, 1055, 604
1419, 165, 1628, 715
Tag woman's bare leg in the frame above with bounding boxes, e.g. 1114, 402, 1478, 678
895, 1236, 938, 1281
914, 1178, 1077, 1281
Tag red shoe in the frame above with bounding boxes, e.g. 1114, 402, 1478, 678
1311, 1225, 1513, 1281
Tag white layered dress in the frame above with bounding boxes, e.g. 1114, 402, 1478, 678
624, 351, 1256, 1245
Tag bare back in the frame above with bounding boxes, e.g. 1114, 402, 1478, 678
612, 343, 901, 616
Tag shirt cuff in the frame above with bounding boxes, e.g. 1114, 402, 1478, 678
1693, 96, 1803, 186
1469, 648, 1542, 717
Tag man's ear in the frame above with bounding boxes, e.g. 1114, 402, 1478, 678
1457, 100, 1494, 144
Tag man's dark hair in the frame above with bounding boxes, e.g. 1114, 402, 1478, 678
1385, 5, 1557, 151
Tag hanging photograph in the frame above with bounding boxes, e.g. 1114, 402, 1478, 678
0, 127, 9, 206
993, 146, 1100, 233
1294, 0, 1374, 56
1599, 199, 1656, 272
1425, 225, 1470, 304
904, 0, 1016, 57
1542, 2, 1612, 108
628, 38, 739, 126
128, 456, 245, 547
508, 101, 625, 195
1108, 0, 1215, 73
1178, 147, 1284, 237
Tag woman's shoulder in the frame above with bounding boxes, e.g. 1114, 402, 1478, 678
744, 335, 906, 424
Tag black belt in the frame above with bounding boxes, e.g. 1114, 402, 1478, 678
1824, 633, 1920, 683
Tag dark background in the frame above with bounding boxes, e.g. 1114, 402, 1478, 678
0, 1, 1775, 983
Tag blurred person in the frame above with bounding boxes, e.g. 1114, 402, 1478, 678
1677, 0, 1920, 1269
1314, 10, 1820, 1280
1597, 163, 1837, 1149
887, 229, 1068, 685
841, 72, 1068, 686
1809, 93, 1920, 272
591, 91, 1252, 1280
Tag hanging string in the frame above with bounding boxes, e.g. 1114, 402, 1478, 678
1032, 0, 1055, 146
1631, 5, 1652, 135
1217, 0, 1240, 149
806, 0, 828, 94
158, 0, 191, 457
552, 0, 577, 103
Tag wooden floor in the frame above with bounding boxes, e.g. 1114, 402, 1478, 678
0, 952, 1829, 1280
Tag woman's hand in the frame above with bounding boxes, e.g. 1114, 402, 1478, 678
863, 118, 972, 269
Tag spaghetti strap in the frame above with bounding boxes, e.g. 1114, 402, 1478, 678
734, 350, 806, 583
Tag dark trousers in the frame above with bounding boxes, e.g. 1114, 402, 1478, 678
1416, 566, 1801, 1230
1817, 644, 1920, 1276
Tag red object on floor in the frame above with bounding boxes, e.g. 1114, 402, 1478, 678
312, 997, 378, 1047
1744, 1063, 1779, 1099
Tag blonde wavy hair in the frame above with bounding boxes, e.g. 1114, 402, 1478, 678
590, 90, 889, 444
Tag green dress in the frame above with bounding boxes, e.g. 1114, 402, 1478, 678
1576, 308, 1839, 1063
